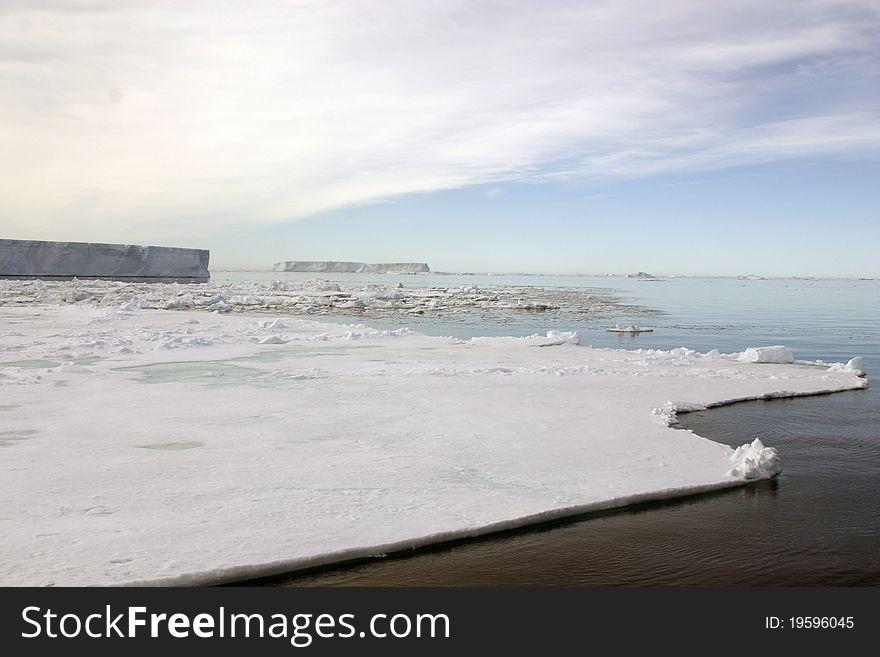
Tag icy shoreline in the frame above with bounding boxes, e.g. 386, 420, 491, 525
0, 302, 867, 586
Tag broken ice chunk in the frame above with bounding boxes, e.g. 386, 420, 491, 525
727, 438, 781, 480
738, 345, 794, 364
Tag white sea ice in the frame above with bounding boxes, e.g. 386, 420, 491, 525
545, 330, 579, 344
847, 356, 865, 370
468, 330, 579, 347
728, 438, 781, 480
738, 345, 794, 364
827, 357, 867, 377
0, 303, 867, 586
607, 324, 653, 333
257, 336, 287, 344
0, 278, 622, 320
260, 318, 286, 330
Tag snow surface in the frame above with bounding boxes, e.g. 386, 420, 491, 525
0, 303, 867, 586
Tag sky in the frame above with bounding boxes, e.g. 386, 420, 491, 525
1, 0, 878, 277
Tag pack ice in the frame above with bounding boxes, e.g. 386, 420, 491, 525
0, 304, 867, 586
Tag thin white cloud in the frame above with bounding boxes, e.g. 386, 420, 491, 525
1, 0, 878, 242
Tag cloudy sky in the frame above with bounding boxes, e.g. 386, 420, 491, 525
2, 0, 878, 276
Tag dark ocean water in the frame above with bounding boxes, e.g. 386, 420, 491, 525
216, 274, 879, 586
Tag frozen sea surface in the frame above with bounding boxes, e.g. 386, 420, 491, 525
0, 300, 866, 586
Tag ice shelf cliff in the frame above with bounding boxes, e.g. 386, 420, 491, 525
0, 239, 210, 282
273, 260, 430, 274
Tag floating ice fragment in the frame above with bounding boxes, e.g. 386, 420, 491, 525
541, 330, 579, 346
607, 324, 653, 333
827, 357, 866, 377
514, 300, 558, 311
257, 336, 287, 345
228, 294, 263, 305
737, 345, 794, 364
846, 356, 867, 376
727, 438, 781, 480
120, 298, 152, 311
260, 318, 285, 330
846, 356, 863, 370
62, 289, 90, 303
49, 361, 86, 373
159, 336, 213, 349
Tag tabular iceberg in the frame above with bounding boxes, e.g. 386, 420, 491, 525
0, 239, 210, 282
273, 261, 430, 274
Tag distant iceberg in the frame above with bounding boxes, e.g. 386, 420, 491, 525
274, 260, 430, 274
0, 239, 209, 283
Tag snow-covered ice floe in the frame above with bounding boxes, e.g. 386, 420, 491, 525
0, 304, 868, 586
